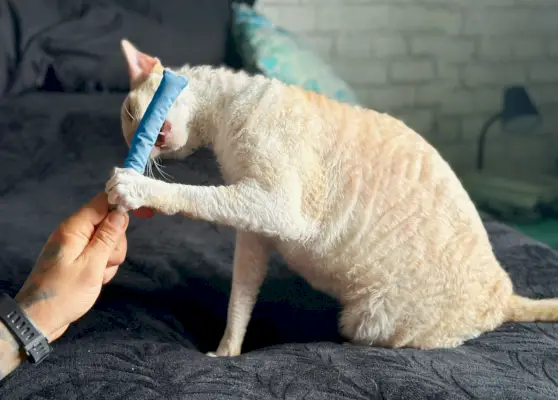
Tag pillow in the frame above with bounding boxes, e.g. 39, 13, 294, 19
3, 0, 254, 95
231, 3, 359, 105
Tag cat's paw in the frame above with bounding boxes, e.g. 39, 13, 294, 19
205, 347, 241, 357
105, 167, 152, 212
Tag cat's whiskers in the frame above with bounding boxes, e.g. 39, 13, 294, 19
153, 156, 172, 181
124, 103, 136, 121
145, 158, 155, 179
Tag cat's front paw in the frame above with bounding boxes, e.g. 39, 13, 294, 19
205, 348, 240, 357
206, 342, 242, 357
106, 167, 152, 212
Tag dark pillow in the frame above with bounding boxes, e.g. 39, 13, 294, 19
2, 0, 255, 95
0, 0, 17, 96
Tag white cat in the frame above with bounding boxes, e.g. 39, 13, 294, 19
106, 40, 558, 357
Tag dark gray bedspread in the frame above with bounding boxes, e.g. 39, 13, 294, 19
0, 93, 557, 399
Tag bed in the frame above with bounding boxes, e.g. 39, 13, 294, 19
1, 1, 558, 399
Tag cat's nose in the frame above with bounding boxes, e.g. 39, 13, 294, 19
160, 120, 172, 134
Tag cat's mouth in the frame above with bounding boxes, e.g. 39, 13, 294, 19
155, 132, 166, 147
155, 120, 172, 148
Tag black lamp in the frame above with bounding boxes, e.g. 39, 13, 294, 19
476, 85, 540, 170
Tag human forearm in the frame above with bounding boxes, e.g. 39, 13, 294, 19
0, 321, 25, 382
0, 295, 58, 383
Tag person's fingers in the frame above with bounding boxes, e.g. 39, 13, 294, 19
57, 193, 111, 250
107, 235, 127, 267
79, 210, 129, 274
103, 265, 120, 285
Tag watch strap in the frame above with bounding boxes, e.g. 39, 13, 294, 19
0, 293, 51, 364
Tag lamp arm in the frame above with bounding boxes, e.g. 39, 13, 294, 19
476, 112, 502, 171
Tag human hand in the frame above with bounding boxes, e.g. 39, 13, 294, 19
15, 193, 129, 342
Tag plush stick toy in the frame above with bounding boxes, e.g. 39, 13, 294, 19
109, 68, 188, 213
124, 68, 188, 174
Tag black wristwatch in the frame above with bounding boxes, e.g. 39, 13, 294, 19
0, 294, 52, 364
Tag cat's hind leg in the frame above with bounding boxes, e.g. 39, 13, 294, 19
340, 296, 480, 349
338, 295, 398, 347
208, 232, 270, 357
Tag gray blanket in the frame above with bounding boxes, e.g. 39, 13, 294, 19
0, 93, 558, 399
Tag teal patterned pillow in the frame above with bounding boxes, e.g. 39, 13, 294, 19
231, 3, 359, 105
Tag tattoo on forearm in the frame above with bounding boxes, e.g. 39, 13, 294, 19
15, 282, 56, 310
14, 241, 61, 309
34, 242, 63, 273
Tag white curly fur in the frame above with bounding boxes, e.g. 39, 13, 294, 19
107, 40, 558, 357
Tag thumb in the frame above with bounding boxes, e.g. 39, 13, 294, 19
81, 211, 129, 266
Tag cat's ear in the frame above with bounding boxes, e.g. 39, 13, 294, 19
121, 39, 162, 86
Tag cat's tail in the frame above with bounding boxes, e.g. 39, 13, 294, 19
505, 294, 558, 322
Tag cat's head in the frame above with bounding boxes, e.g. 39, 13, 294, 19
120, 40, 199, 160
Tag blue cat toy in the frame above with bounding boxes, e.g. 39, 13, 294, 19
123, 69, 188, 174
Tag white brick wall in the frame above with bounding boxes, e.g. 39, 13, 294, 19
255, 0, 558, 174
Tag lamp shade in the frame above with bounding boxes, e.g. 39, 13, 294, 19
501, 86, 540, 131
476, 85, 541, 170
